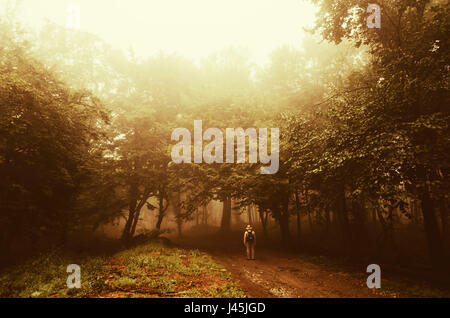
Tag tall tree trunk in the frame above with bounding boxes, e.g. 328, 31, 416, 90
325, 205, 331, 233
336, 187, 351, 255
294, 189, 301, 243
202, 204, 209, 225
258, 206, 269, 241
279, 212, 290, 245
420, 189, 445, 271
305, 187, 314, 232
248, 205, 253, 225
173, 191, 183, 238
352, 201, 369, 255
220, 196, 232, 232
279, 192, 291, 245
307, 209, 313, 232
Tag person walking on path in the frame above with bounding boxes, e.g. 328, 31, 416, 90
243, 225, 256, 260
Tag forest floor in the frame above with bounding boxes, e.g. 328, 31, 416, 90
1, 230, 449, 298
173, 229, 450, 298
0, 238, 245, 298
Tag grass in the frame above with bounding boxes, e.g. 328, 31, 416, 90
0, 238, 246, 298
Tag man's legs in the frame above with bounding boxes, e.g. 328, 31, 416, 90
250, 243, 255, 260
245, 243, 251, 260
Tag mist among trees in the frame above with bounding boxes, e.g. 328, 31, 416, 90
0, 0, 448, 287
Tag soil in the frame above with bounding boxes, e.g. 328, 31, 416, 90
172, 230, 396, 298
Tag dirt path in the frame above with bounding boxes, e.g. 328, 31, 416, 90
173, 232, 396, 298
208, 249, 381, 298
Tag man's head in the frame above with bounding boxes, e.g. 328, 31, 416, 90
246, 225, 253, 231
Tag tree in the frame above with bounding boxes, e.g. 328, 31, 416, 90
311, 0, 450, 269
0, 20, 112, 261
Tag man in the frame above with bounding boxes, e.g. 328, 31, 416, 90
243, 225, 256, 260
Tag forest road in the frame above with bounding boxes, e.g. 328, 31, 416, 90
173, 232, 391, 298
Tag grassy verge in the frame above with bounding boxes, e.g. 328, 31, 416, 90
0, 239, 246, 298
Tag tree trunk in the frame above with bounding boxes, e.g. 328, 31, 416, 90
258, 206, 269, 241
420, 189, 445, 271
196, 208, 199, 226
202, 204, 209, 225
122, 183, 139, 242
220, 196, 232, 232
130, 195, 149, 238
122, 206, 136, 242
294, 189, 301, 243
336, 187, 351, 255
173, 191, 183, 238
156, 188, 169, 231
279, 192, 291, 246
325, 205, 331, 233
305, 187, 314, 232
439, 200, 450, 253
156, 199, 165, 230
279, 212, 290, 245
130, 204, 142, 238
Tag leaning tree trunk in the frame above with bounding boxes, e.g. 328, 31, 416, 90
122, 183, 140, 242
156, 187, 169, 231
122, 204, 137, 242
130, 205, 142, 238
155, 197, 165, 231
121, 208, 135, 242
130, 196, 150, 238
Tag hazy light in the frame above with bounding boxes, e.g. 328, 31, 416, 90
66, 3, 81, 29
9, 0, 318, 65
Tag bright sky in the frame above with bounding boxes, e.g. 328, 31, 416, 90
10, 0, 318, 65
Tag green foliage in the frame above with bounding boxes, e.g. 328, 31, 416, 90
0, 249, 106, 298
0, 239, 246, 298
0, 19, 122, 262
